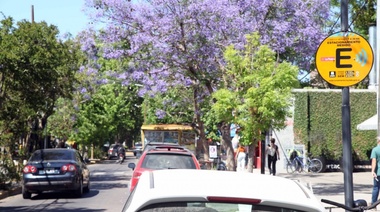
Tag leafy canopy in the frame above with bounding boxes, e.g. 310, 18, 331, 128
212, 33, 299, 145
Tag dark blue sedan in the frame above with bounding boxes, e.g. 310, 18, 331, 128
22, 148, 90, 199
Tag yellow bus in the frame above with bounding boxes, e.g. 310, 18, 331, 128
140, 124, 197, 152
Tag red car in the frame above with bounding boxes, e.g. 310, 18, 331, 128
127, 145, 200, 191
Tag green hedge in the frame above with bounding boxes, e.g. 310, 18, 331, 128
293, 89, 377, 161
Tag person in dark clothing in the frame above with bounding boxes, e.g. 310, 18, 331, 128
116, 145, 126, 163
266, 138, 280, 175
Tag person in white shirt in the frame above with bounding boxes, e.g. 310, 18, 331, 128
266, 138, 280, 175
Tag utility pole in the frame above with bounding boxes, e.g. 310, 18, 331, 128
31, 5, 34, 23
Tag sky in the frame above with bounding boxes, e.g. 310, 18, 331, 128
0, 0, 90, 36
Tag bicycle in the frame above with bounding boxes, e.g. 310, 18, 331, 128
286, 153, 323, 174
321, 198, 380, 211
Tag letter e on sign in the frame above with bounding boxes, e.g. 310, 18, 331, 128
315, 32, 373, 87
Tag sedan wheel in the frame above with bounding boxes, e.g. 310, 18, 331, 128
84, 180, 90, 193
22, 186, 31, 199
74, 179, 83, 198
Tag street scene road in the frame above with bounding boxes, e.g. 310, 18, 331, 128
0, 155, 137, 212
0, 153, 374, 212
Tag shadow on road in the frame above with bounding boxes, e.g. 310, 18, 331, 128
30, 190, 100, 200
313, 183, 372, 196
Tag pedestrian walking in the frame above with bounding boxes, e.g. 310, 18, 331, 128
371, 136, 380, 207
231, 129, 240, 155
235, 143, 246, 172
266, 138, 280, 175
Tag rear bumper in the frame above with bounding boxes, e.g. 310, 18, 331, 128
23, 174, 80, 193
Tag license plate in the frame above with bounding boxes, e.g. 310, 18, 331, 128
115, 153, 117, 156
39, 169, 59, 174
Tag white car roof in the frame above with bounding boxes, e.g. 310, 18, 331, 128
124, 169, 326, 212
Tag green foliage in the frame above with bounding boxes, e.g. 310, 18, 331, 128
330, 0, 375, 37
211, 33, 299, 145
293, 89, 376, 161
0, 156, 21, 188
47, 98, 76, 140
143, 87, 194, 125
72, 83, 143, 147
93, 146, 106, 159
0, 16, 79, 156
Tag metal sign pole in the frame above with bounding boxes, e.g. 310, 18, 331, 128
341, 0, 354, 209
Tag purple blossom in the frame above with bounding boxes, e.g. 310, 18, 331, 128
121, 80, 130, 86
78, 66, 86, 73
155, 109, 166, 119
82, 0, 330, 106
86, 67, 98, 76
96, 78, 108, 85
137, 88, 148, 97
83, 94, 91, 100
80, 87, 87, 94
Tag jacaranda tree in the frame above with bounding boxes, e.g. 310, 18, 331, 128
81, 0, 330, 163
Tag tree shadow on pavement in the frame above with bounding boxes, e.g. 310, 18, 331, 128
312, 183, 372, 196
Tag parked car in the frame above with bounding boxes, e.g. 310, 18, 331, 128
122, 169, 326, 212
132, 142, 143, 157
107, 144, 120, 159
21, 148, 90, 199
127, 145, 200, 192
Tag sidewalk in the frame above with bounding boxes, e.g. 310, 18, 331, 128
253, 165, 373, 211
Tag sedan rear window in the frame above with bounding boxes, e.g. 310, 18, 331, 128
141, 154, 196, 169
30, 150, 73, 161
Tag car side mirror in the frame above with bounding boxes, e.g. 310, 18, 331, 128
128, 163, 136, 170
85, 158, 90, 164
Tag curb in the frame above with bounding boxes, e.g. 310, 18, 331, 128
0, 186, 22, 200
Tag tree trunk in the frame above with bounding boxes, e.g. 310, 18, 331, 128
246, 142, 256, 172
193, 86, 210, 169
218, 122, 236, 171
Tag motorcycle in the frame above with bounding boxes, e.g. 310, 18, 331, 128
214, 155, 227, 171
118, 153, 125, 164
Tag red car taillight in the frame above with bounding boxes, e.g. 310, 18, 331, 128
61, 164, 77, 172
130, 171, 143, 191
132, 171, 142, 179
23, 165, 37, 174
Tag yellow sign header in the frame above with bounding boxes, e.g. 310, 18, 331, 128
315, 32, 373, 87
